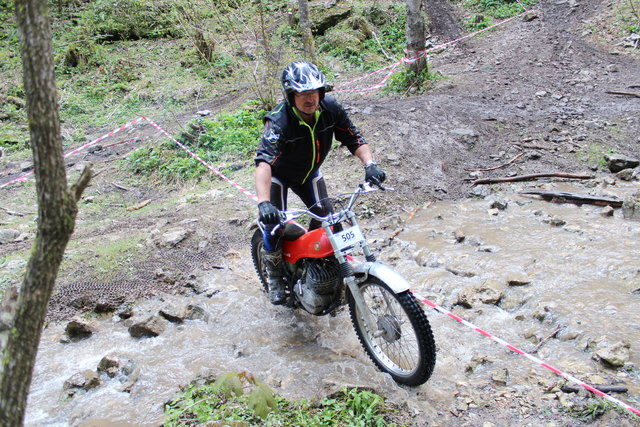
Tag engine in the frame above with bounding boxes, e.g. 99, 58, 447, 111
293, 258, 341, 315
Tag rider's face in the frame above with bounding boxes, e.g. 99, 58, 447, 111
293, 90, 320, 116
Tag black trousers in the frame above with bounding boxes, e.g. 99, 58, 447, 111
263, 169, 333, 251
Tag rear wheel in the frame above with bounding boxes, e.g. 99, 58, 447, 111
250, 229, 269, 293
348, 277, 436, 386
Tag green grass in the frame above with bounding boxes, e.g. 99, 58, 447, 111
577, 143, 618, 168
462, 0, 538, 30
124, 104, 264, 182
616, 0, 640, 35
0, 254, 28, 300
165, 374, 399, 426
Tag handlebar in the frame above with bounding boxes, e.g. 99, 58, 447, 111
257, 181, 392, 233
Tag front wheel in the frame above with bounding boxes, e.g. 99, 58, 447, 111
348, 277, 436, 386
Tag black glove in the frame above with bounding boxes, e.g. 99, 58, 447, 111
258, 201, 281, 224
365, 162, 386, 186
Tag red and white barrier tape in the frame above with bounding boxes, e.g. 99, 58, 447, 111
413, 291, 640, 417
1, 117, 258, 202
0, 117, 145, 189
334, 8, 535, 94
140, 116, 258, 201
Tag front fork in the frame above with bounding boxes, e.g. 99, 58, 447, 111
322, 212, 379, 332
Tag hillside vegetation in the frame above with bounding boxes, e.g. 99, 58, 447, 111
2, 0, 636, 160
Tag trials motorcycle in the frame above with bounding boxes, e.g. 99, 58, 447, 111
251, 182, 436, 386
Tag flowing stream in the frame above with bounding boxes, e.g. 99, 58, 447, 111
25, 182, 640, 425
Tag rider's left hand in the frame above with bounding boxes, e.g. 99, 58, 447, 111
365, 161, 386, 186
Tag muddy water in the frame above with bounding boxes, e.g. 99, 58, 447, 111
25, 183, 640, 425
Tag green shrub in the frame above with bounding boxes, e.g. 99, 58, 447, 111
196, 107, 265, 159
384, 66, 443, 95
78, 0, 180, 42
319, 4, 406, 70
125, 106, 264, 181
165, 376, 395, 426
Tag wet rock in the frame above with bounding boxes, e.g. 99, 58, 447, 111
542, 216, 566, 227
64, 370, 101, 394
454, 287, 479, 308
477, 245, 498, 253
455, 282, 502, 308
115, 303, 134, 320
476, 281, 503, 304
185, 304, 209, 322
445, 264, 477, 278
506, 273, 531, 286
563, 224, 582, 234
120, 367, 140, 393
159, 304, 186, 323
491, 368, 509, 385
600, 206, 614, 217
523, 328, 540, 344
465, 354, 492, 373
605, 154, 639, 173
558, 330, 579, 342
466, 236, 485, 247
622, 191, 640, 221
0, 229, 21, 244
470, 185, 491, 198
595, 340, 631, 368
531, 304, 553, 322
488, 197, 509, 210
378, 214, 403, 230
128, 316, 167, 338
413, 248, 443, 268
499, 288, 530, 311
62, 319, 94, 343
616, 168, 636, 181
97, 355, 136, 378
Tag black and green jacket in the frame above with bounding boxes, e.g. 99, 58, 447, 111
254, 95, 367, 185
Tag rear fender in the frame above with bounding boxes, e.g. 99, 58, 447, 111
353, 262, 410, 294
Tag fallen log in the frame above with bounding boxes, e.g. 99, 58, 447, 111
472, 173, 593, 186
605, 90, 640, 98
465, 152, 524, 172
531, 325, 562, 354
561, 384, 628, 394
519, 190, 623, 207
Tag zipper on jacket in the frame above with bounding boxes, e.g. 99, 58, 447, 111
294, 109, 321, 184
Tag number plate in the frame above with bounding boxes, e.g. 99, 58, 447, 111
334, 226, 365, 252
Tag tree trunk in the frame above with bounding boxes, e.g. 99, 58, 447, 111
298, 0, 317, 63
0, 0, 91, 424
287, 0, 297, 27
406, 0, 427, 75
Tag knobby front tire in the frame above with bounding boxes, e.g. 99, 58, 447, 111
348, 277, 436, 386
250, 229, 269, 293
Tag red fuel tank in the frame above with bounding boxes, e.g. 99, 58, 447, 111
283, 227, 334, 264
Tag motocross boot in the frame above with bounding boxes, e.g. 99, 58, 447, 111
263, 248, 286, 305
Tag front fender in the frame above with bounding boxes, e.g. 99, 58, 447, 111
352, 262, 411, 294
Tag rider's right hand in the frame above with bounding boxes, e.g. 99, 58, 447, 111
258, 201, 281, 224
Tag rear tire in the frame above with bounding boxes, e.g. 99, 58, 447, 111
348, 277, 436, 386
250, 229, 269, 293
